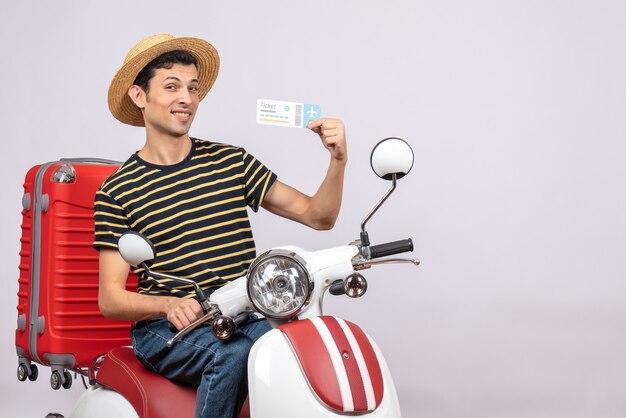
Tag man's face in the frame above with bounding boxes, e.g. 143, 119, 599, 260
142, 63, 200, 138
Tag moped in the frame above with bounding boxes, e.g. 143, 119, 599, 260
52, 137, 419, 418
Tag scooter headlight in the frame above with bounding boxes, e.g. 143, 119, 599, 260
247, 250, 313, 319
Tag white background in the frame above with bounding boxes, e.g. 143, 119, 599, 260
2, 1, 625, 417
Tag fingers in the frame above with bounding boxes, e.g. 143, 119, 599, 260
307, 118, 347, 162
167, 298, 203, 330
307, 118, 324, 131
308, 118, 345, 142
307, 118, 343, 134
318, 128, 342, 141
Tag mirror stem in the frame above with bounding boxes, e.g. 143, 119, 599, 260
360, 173, 397, 236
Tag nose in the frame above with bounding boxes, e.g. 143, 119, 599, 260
178, 88, 193, 104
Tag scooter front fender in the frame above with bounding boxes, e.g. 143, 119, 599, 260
248, 317, 402, 418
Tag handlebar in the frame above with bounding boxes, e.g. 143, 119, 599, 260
369, 238, 413, 259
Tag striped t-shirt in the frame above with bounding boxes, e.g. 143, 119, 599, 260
93, 138, 277, 298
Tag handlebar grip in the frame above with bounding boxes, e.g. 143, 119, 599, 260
233, 312, 250, 327
369, 238, 413, 259
329, 280, 346, 296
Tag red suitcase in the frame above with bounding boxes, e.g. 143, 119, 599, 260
16, 158, 137, 390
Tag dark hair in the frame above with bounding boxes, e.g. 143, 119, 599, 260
133, 50, 198, 93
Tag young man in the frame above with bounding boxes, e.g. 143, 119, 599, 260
93, 34, 346, 418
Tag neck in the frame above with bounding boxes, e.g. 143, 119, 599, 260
139, 130, 192, 166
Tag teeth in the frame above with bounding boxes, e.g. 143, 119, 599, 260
172, 112, 190, 116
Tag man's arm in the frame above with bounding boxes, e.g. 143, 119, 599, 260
98, 248, 202, 330
261, 118, 347, 230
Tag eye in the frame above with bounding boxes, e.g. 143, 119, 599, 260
189, 85, 199, 94
165, 84, 177, 91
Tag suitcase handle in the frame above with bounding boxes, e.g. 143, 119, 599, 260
59, 158, 122, 165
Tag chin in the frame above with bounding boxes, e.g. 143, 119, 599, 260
172, 131, 190, 139
167, 125, 191, 137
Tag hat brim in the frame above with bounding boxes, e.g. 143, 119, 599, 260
108, 37, 219, 127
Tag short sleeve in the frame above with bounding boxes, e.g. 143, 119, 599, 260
93, 188, 130, 250
241, 149, 277, 212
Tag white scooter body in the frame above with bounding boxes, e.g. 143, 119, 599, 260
69, 246, 403, 418
71, 386, 138, 418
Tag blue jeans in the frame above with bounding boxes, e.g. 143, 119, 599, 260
131, 314, 272, 418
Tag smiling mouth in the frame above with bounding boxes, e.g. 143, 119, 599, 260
172, 111, 192, 121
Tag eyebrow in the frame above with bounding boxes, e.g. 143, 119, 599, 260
163, 76, 199, 84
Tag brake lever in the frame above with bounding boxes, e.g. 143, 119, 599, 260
354, 258, 420, 271
166, 306, 220, 348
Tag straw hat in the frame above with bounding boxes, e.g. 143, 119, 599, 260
108, 34, 220, 126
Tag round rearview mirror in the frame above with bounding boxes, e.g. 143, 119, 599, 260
370, 137, 414, 180
118, 232, 156, 267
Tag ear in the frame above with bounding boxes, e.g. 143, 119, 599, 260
127, 85, 146, 110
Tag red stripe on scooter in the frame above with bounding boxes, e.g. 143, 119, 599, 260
279, 320, 343, 411
320, 316, 369, 412
347, 320, 385, 406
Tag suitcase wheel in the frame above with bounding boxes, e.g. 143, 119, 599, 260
17, 364, 27, 382
50, 370, 62, 390
17, 363, 38, 382
62, 371, 72, 389
50, 370, 72, 390
28, 364, 38, 381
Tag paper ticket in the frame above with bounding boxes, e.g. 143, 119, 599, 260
256, 99, 321, 128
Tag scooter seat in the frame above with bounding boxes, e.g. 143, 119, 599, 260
96, 347, 196, 418
96, 347, 250, 418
